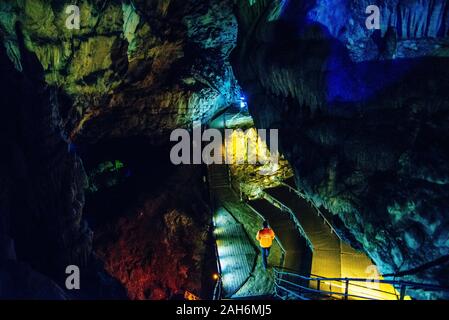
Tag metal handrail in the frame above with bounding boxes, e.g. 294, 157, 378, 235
277, 271, 398, 300
211, 227, 223, 300
213, 277, 223, 301
209, 180, 223, 301
308, 273, 400, 297
273, 267, 449, 300
274, 270, 378, 300
279, 268, 449, 290
262, 191, 314, 250
275, 283, 311, 300
275, 277, 380, 301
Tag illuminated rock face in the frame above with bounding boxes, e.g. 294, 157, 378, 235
233, 0, 449, 298
94, 166, 211, 300
0, 0, 237, 299
0, 37, 125, 299
2, 0, 449, 300
225, 128, 294, 198
0, 0, 240, 143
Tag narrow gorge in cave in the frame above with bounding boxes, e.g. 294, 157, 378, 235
1, 0, 449, 302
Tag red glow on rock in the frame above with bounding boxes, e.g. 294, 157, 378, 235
95, 193, 209, 300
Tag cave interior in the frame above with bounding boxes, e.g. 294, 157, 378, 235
1, 0, 449, 300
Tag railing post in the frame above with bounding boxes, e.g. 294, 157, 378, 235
399, 283, 406, 300
317, 280, 321, 291
344, 278, 349, 300
274, 269, 279, 286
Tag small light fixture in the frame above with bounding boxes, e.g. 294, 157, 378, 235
240, 96, 247, 109
212, 273, 220, 281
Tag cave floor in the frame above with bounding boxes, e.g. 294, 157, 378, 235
220, 195, 283, 298
213, 206, 257, 297
209, 164, 284, 298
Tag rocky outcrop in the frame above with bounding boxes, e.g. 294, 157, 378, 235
233, 0, 449, 298
2, 0, 449, 300
0, 27, 125, 298
0, 258, 68, 300
227, 127, 294, 198
0, 0, 237, 299
0, 0, 241, 143
94, 166, 212, 300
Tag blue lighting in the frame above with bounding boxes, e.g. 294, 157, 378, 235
240, 96, 248, 109
268, 0, 418, 104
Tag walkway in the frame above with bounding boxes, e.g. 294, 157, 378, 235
213, 206, 257, 297
264, 184, 398, 299
248, 199, 311, 274
209, 163, 399, 299
265, 186, 341, 291
209, 164, 283, 297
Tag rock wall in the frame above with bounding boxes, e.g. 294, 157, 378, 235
0, 28, 124, 298
233, 0, 449, 298
0, 0, 237, 299
94, 166, 212, 300
2, 0, 449, 300
0, 0, 241, 143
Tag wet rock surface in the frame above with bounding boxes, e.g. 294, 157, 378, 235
0, 27, 125, 299
1, 0, 449, 300
0, 0, 232, 299
0, 0, 240, 143
233, 0, 449, 298
93, 166, 212, 300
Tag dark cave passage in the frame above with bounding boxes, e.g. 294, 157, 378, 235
1, 0, 449, 302
79, 137, 175, 226
77, 137, 217, 300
